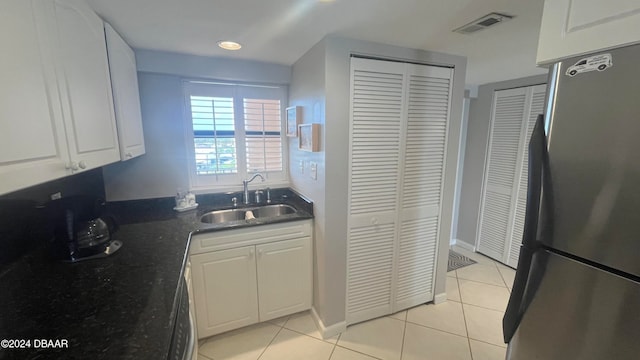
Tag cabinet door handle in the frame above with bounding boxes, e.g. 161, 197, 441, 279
249, 249, 255, 258
126, 152, 133, 158
66, 162, 79, 171
371, 217, 379, 225
258, 249, 263, 258
78, 161, 87, 169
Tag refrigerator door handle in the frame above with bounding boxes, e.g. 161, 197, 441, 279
503, 114, 547, 343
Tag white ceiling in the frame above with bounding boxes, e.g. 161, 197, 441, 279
86, 0, 549, 87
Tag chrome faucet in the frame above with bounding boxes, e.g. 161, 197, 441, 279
243, 173, 265, 204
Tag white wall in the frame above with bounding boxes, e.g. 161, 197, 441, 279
288, 40, 327, 317
451, 93, 471, 244
291, 36, 467, 328
135, 49, 291, 84
456, 74, 549, 249
103, 52, 292, 201
103, 73, 190, 201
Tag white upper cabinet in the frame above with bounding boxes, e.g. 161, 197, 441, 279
0, 0, 70, 194
537, 0, 640, 64
105, 23, 146, 160
50, 0, 120, 169
0, 0, 128, 195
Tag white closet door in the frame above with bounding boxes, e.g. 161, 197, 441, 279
507, 85, 547, 267
394, 65, 453, 311
477, 88, 529, 261
347, 58, 405, 325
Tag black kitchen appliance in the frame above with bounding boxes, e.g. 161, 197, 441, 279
47, 195, 122, 262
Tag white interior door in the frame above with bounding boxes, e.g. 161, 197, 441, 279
477, 84, 547, 266
506, 84, 547, 267
347, 57, 454, 324
393, 64, 453, 311
347, 57, 405, 325
477, 87, 529, 262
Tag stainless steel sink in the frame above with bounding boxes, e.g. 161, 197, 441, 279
200, 204, 297, 224
200, 209, 246, 224
252, 204, 296, 218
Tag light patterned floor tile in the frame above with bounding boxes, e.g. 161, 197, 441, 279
267, 315, 290, 327
456, 264, 505, 286
469, 339, 508, 360
259, 328, 334, 360
338, 316, 404, 360
497, 265, 516, 290
388, 310, 407, 321
283, 311, 339, 344
463, 304, 506, 347
330, 346, 378, 360
200, 250, 516, 360
402, 323, 471, 360
447, 276, 461, 302
198, 322, 280, 360
458, 279, 510, 311
407, 302, 467, 337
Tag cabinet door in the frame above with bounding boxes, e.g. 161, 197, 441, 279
393, 64, 453, 311
537, 0, 640, 64
104, 23, 145, 161
256, 237, 312, 321
0, 0, 70, 195
51, 0, 120, 170
190, 246, 259, 338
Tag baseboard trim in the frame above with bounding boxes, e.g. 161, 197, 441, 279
310, 307, 347, 340
452, 239, 476, 252
433, 292, 447, 304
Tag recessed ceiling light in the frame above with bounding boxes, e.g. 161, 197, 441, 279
217, 41, 242, 51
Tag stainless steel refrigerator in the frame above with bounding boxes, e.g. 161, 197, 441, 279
504, 44, 640, 359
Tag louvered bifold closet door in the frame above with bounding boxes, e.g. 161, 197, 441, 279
506, 85, 547, 267
477, 88, 528, 261
347, 58, 405, 325
394, 65, 453, 311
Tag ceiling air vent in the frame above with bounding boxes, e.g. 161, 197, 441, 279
453, 12, 514, 34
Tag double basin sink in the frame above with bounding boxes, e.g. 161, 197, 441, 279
200, 204, 297, 224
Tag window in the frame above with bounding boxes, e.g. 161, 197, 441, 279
184, 82, 288, 190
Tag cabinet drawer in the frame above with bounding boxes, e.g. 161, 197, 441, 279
190, 220, 312, 255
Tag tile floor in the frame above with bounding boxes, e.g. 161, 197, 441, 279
197, 246, 516, 360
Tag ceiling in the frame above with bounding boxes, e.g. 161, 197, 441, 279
86, 0, 549, 87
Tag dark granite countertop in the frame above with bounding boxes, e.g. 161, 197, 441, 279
0, 189, 312, 360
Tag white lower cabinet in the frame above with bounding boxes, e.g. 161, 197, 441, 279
257, 238, 312, 321
190, 220, 312, 338
191, 246, 259, 337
